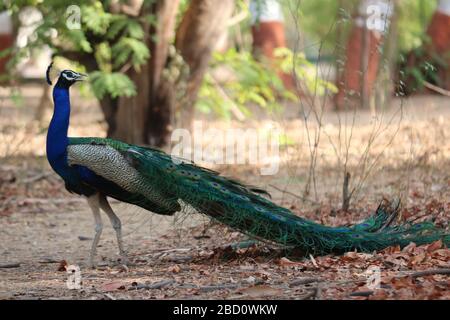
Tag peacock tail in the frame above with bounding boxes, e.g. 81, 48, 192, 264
67, 137, 450, 256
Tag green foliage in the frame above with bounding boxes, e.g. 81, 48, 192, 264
282, 0, 437, 55
397, 0, 436, 52
197, 47, 335, 120
82, 4, 112, 35
394, 1, 444, 93
2, 0, 149, 99
398, 47, 446, 94
274, 47, 337, 95
10, 87, 24, 107
90, 71, 136, 99
283, 0, 357, 55
197, 48, 289, 120
111, 37, 149, 70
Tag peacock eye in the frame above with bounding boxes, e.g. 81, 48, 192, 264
166, 163, 176, 171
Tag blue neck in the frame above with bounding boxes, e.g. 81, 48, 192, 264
46, 86, 71, 177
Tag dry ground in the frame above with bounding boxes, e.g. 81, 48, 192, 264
0, 85, 449, 300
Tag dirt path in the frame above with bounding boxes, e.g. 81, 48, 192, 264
0, 88, 449, 299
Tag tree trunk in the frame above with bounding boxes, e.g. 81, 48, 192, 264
145, 0, 181, 147
99, 95, 119, 137
426, 1, 450, 90
334, 0, 392, 110
113, 0, 180, 146
105, 0, 233, 146
113, 64, 150, 144
175, 0, 235, 130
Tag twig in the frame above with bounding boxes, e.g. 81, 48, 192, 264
222, 240, 257, 250
227, 10, 248, 27
78, 236, 93, 241
309, 254, 319, 268
210, 76, 246, 121
349, 291, 374, 297
131, 279, 175, 290
410, 268, 450, 279
423, 81, 450, 97
161, 254, 194, 263
156, 248, 192, 255
38, 258, 59, 264
342, 172, 351, 211
289, 277, 320, 287
0, 263, 21, 268
22, 172, 52, 184
200, 284, 239, 292
377, 198, 401, 232
268, 184, 320, 205
103, 293, 116, 300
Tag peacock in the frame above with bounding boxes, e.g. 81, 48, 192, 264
45, 65, 449, 267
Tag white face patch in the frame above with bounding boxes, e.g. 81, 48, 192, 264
61, 70, 80, 81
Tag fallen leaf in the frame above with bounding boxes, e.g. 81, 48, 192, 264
344, 252, 373, 261
390, 277, 415, 290
385, 255, 408, 267
426, 240, 442, 253
410, 253, 426, 265
432, 249, 450, 259
99, 281, 127, 292
343, 252, 359, 260
383, 245, 401, 254
57, 260, 68, 272
239, 285, 282, 298
402, 242, 417, 253
168, 264, 181, 273
277, 257, 302, 267
309, 254, 319, 268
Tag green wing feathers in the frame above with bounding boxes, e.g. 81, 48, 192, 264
68, 137, 180, 215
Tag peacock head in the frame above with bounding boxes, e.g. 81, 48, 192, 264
46, 63, 86, 89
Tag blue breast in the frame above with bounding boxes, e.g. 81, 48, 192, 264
46, 86, 96, 196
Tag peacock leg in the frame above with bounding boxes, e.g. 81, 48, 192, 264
86, 194, 103, 268
98, 195, 128, 265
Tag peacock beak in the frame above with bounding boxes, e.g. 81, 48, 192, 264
75, 73, 87, 81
